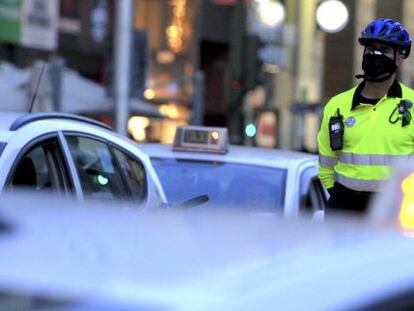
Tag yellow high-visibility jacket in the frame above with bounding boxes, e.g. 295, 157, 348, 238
318, 81, 414, 192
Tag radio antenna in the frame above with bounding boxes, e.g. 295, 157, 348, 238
28, 64, 46, 113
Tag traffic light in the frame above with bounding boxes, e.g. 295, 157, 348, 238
245, 123, 257, 137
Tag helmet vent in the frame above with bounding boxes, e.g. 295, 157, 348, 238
379, 24, 388, 35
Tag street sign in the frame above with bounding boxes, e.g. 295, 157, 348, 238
21, 0, 59, 50
0, 0, 59, 50
258, 45, 288, 67
0, 0, 21, 44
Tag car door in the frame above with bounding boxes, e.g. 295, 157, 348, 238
63, 134, 148, 204
6, 135, 71, 195
299, 166, 328, 214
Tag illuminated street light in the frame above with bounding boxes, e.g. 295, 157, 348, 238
128, 116, 150, 141
316, 0, 349, 33
144, 88, 155, 100
256, 0, 285, 28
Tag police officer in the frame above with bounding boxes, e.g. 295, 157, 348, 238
318, 18, 414, 213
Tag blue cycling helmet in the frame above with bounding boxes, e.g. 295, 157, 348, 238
359, 18, 411, 58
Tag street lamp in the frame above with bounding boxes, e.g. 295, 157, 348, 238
316, 0, 349, 33
256, 0, 285, 28
248, 0, 286, 43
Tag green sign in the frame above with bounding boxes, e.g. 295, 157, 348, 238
0, 0, 23, 43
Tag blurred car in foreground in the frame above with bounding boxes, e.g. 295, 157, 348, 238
140, 126, 327, 218
369, 161, 414, 235
0, 112, 166, 207
0, 192, 413, 310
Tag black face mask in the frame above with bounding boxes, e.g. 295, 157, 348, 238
361, 50, 397, 82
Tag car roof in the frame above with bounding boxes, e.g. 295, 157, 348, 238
0, 111, 112, 132
0, 111, 27, 131
0, 192, 410, 310
139, 143, 317, 168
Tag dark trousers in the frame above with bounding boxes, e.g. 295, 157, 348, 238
327, 182, 373, 214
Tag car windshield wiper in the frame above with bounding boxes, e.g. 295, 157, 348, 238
178, 194, 209, 208
158, 195, 210, 209
151, 157, 225, 166
175, 159, 226, 166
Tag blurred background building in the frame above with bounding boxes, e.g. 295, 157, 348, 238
1, 0, 414, 151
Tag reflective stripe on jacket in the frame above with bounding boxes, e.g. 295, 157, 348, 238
317, 81, 414, 191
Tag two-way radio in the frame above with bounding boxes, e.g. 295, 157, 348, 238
329, 108, 344, 151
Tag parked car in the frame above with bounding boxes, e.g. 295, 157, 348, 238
0, 192, 412, 311
139, 126, 327, 218
0, 112, 167, 207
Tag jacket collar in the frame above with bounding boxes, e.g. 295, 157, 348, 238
351, 80, 402, 110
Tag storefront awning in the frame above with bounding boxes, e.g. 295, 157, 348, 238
67, 98, 164, 119
0, 62, 163, 118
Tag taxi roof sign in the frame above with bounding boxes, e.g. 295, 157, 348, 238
173, 126, 229, 154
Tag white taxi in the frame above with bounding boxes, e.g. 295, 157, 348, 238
0, 111, 166, 207
139, 126, 327, 217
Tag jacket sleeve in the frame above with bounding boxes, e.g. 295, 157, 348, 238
317, 103, 339, 190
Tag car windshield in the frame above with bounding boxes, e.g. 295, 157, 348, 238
151, 158, 287, 212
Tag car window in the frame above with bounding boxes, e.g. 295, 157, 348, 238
9, 140, 64, 192
113, 148, 147, 202
65, 136, 129, 200
151, 158, 287, 211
